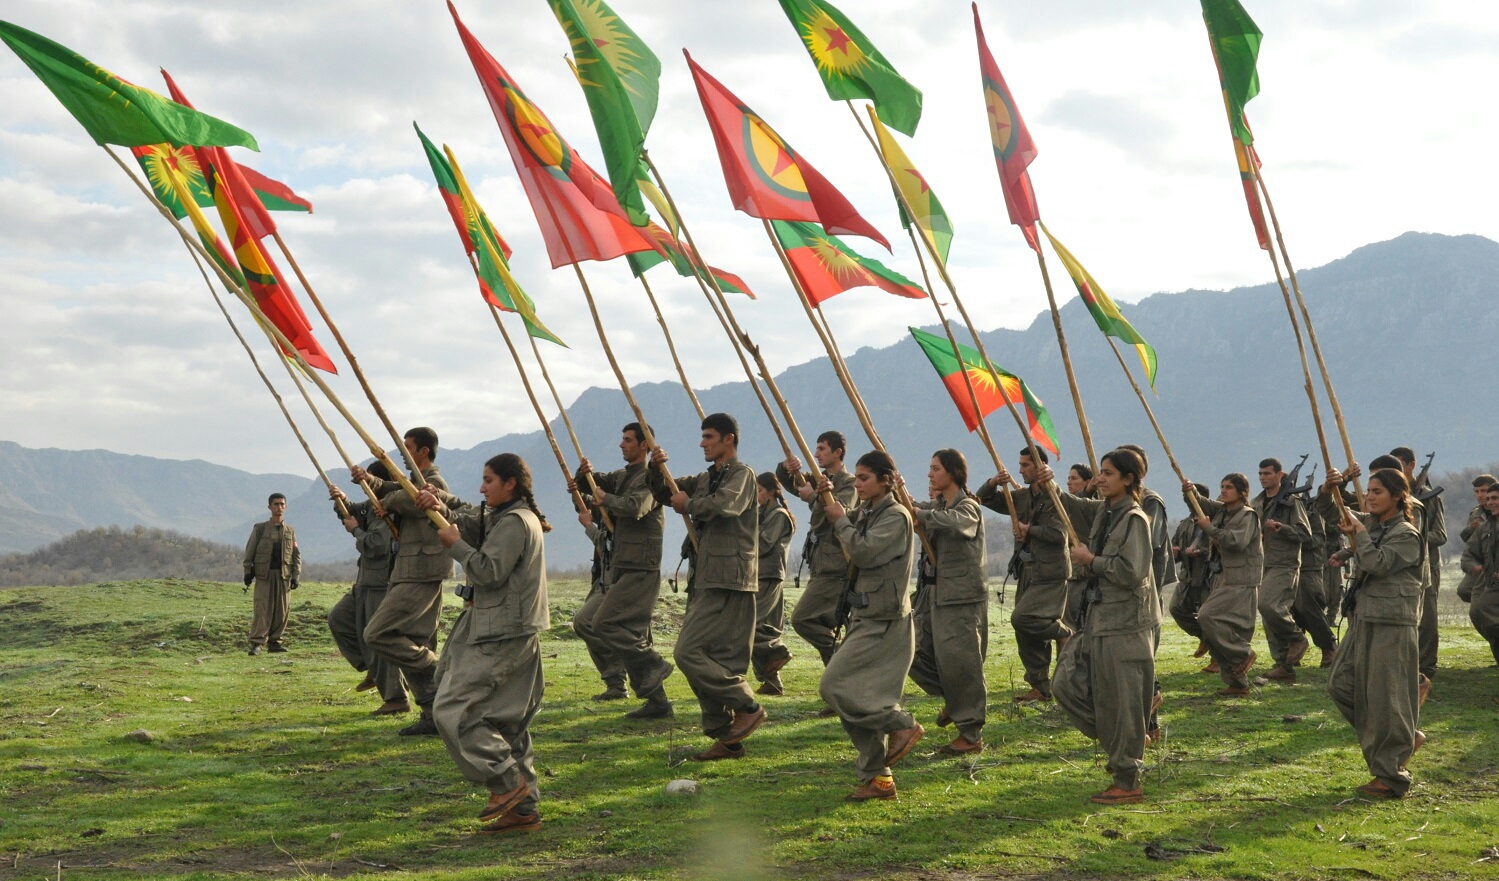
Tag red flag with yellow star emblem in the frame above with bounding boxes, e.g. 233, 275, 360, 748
686, 51, 890, 251
449, 2, 662, 267
973, 3, 1040, 252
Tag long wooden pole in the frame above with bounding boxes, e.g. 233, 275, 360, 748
761, 218, 935, 561
1033, 249, 1099, 474
107, 147, 449, 530
1251, 164, 1363, 507
847, 102, 1076, 543
640, 151, 795, 461
184, 241, 348, 520
1103, 337, 1204, 521
636, 273, 705, 421
271, 231, 424, 485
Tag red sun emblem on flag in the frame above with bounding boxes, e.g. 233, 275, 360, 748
501, 79, 572, 180
984, 77, 1019, 162
740, 107, 810, 202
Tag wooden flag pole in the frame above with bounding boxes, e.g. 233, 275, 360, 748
1032, 248, 1099, 474
1251, 165, 1363, 508
271, 231, 425, 486
640, 151, 840, 509
568, 263, 698, 548
761, 218, 936, 561
635, 273, 705, 421
847, 102, 1076, 543
184, 242, 348, 519
521, 329, 613, 528
640, 151, 796, 461
106, 146, 450, 531
1103, 336, 1204, 521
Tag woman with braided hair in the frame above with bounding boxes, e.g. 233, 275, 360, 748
909, 448, 988, 755
415, 453, 551, 833
753, 471, 797, 695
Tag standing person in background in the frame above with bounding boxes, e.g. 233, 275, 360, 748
1392, 447, 1447, 698
1168, 484, 1213, 663
1461, 482, 1499, 669
571, 423, 674, 720
910, 449, 988, 755
1457, 475, 1498, 603
1253, 459, 1313, 684
820, 450, 923, 801
415, 453, 551, 833
1183, 475, 1264, 696
242, 492, 300, 656
752, 472, 796, 696
349, 426, 454, 737
1051, 449, 1158, 804
778, 432, 858, 674
649, 413, 766, 761
1300, 498, 1339, 668
570, 501, 627, 703
328, 460, 405, 714
1322, 466, 1424, 800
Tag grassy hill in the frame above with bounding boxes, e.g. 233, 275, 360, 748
0, 526, 355, 588
2, 574, 1499, 880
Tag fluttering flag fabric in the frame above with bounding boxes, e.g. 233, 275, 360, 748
1233, 136, 1270, 250
449, 2, 661, 268
686, 51, 890, 251
429, 138, 565, 346
549, 0, 660, 225
0, 20, 257, 150
1040, 224, 1157, 390
773, 220, 923, 305
132, 144, 310, 220
910, 326, 1060, 455
414, 122, 505, 258
1201, 0, 1261, 147
157, 157, 245, 291
776, 0, 923, 136
971, 4, 1040, 252
626, 221, 754, 297
206, 166, 337, 373
869, 109, 952, 268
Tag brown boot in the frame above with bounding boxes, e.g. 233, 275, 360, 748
1231, 649, 1257, 680
763, 654, 792, 677
480, 810, 541, 833
478, 781, 531, 823
1320, 647, 1336, 668
1012, 688, 1051, 703
939, 735, 983, 755
721, 705, 767, 744
1215, 685, 1251, 697
1285, 636, 1311, 667
882, 723, 925, 768
1202, 660, 1220, 674
755, 680, 784, 696
846, 776, 896, 802
1193, 640, 1209, 658
1265, 664, 1296, 683
1089, 785, 1144, 805
690, 741, 745, 762
1418, 675, 1432, 708
935, 707, 953, 726
354, 673, 377, 693
371, 699, 410, 716
1355, 778, 1400, 799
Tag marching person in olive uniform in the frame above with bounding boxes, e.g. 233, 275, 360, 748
1458, 475, 1498, 603
327, 460, 406, 714
752, 472, 796, 695
415, 453, 550, 833
1061, 464, 1100, 631
571, 423, 674, 720
648, 413, 766, 760
1323, 500, 1348, 622
909, 449, 988, 754
778, 431, 858, 668
349, 427, 454, 736
1048, 449, 1158, 804
1461, 482, 1499, 667
820, 450, 923, 801
242, 492, 301, 655
1183, 475, 1264, 695
1253, 459, 1313, 683
1299, 501, 1339, 667
1322, 466, 1424, 799
571, 504, 627, 702
979, 448, 1072, 704
1168, 485, 1212, 659
1392, 448, 1448, 688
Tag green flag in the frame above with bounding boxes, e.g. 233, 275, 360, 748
550, 0, 661, 226
1200, 0, 1261, 146
777, 0, 923, 136
0, 20, 257, 150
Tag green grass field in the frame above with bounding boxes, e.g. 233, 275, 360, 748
3, 574, 1498, 880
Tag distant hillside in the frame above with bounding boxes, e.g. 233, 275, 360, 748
0, 526, 354, 588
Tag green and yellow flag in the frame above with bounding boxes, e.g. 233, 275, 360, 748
1200, 0, 1261, 146
777, 0, 922, 136
910, 327, 1059, 455
157, 155, 245, 291
436, 142, 565, 347
869, 109, 951, 268
550, 0, 661, 226
1041, 223, 1158, 390
0, 19, 257, 149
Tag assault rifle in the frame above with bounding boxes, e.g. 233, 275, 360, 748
1414, 451, 1445, 503
1266, 453, 1311, 517
1291, 464, 1318, 499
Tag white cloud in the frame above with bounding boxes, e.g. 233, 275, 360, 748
0, 0, 1495, 475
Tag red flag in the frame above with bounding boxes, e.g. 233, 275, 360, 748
448, 2, 661, 268
685, 51, 890, 251
973, 4, 1040, 252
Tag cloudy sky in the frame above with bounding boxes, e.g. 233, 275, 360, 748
2, 0, 1495, 477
